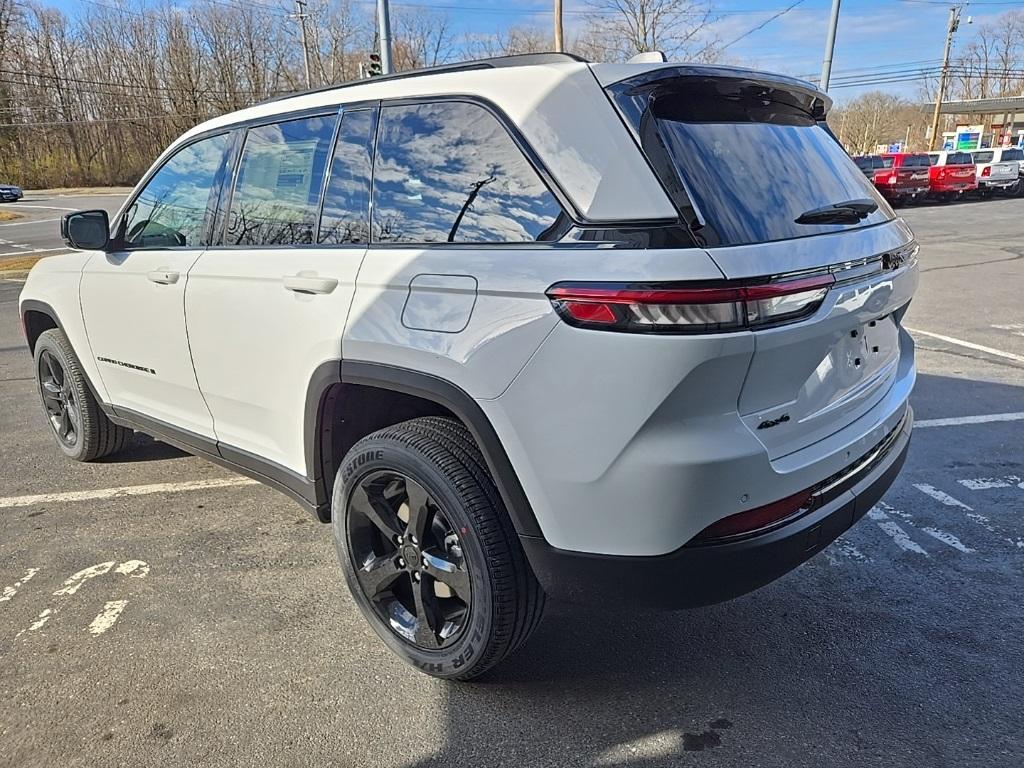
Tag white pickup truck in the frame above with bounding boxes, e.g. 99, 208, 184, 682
971, 148, 1021, 196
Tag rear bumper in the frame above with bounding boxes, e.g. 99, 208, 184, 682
520, 407, 912, 609
876, 184, 928, 199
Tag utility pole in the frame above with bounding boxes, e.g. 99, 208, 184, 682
929, 5, 963, 151
377, 0, 394, 75
819, 0, 841, 91
554, 0, 564, 53
291, 0, 313, 89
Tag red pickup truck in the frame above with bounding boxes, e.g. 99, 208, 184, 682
927, 151, 979, 200
855, 153, 931, 205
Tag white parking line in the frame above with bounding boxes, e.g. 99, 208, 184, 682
992, 323, 1024, 338
5, 204, 77, 211
917, 412, 1024, 428
0, 477, 260, 509
87, 600, 129, 636
907, 327, 1024, 365
877, 520, 929, 555
1, 567, 40, 603
0, 246, 73, 257
913, 484, 973, 510
958, 476, 1023, 490
0, 217, 61, 227
920, 527, 974, 553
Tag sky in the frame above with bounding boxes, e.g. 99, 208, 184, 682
50, 0, 1019, 104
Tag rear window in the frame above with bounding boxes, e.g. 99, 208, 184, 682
927, 155, 939, 166
608, 75, 891, 247
855, 157, 875, 173
1001, 148, 1023, 162
879, 156, 895, 168
902, 155, 930, 168
973, 151, 995, 163
948, 152, 974, 165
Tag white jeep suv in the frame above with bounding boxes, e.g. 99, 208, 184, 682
20, 54, 917, 680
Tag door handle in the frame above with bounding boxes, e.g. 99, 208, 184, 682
147, 268, 180, 285
283, 273, 338, 295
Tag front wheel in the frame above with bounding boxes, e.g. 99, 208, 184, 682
332, 416, 545, 680
33, 329, 133, 461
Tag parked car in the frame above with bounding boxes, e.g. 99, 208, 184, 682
970, 148, 1019, 196
20, 55, 917, 680
926, 150, 978, 200
0, 183, 23, 202
979, 147, 1023, 196
855, 153, 930, 205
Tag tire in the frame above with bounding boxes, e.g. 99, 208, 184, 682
332, 416, 545, 680
33, 328, 133, 461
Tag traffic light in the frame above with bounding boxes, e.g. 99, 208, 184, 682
368, 52, 382, 77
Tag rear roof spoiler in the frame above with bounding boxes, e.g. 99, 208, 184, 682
592, 63, 832, 116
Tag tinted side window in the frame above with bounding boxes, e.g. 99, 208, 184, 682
372, 101, 562, 244
124, 133, 229, 248
319, 109, 376, 245
226, 115, 336, 246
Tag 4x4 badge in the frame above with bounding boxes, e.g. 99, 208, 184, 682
757, 413, 791, 430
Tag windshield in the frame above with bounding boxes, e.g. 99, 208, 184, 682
608, 76, 892, 247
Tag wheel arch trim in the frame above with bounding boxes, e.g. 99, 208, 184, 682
19, 299, 106, 406
307, 360, 543, 538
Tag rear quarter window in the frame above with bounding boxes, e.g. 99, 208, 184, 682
371, 101, 563, 244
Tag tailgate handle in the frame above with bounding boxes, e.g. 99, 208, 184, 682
146, 268, 179, 285
283, 272, 338, 295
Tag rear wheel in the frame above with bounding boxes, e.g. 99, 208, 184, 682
34, 329, 133, 461
332, 416, 545, 680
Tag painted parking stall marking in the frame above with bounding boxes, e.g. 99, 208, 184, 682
1, 567, 40, 603
0, 477, 260, 509
8, 560, 151, 640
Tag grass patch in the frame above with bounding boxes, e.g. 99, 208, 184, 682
0, 210, 22, 222
0, 255, 45, 273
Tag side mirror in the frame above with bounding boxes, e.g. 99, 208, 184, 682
61, 210, 110, 251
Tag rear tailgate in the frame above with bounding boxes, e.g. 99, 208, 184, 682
706, 222, 918, 460
989, 161, 1018, 182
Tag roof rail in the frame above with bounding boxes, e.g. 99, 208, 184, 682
259, 52, 590, 106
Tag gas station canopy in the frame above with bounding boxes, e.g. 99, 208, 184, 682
923, 95, 1024, 115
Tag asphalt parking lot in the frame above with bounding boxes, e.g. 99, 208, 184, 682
0, 191, 128, 265
1, 195, 1022, 767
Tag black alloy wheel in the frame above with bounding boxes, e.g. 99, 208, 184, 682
38, 348, 80, 448
347, 469, 472, 650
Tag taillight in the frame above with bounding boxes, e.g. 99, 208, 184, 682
689, 489, 813, 544
887, 174, 898, 185
981, 166, 991, 177
546, 274, 834, 334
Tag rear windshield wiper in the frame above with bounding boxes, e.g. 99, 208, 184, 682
794, 198, 878, 225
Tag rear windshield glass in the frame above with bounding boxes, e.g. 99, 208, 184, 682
903, 155, 930, 168
879, 156, 895, 168
608, 77, 891, 247
973, 151, 994, 163
948, 152, 974, 165
1001, 148, 1023, 162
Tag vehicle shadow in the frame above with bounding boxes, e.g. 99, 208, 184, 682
95, 433, 188, 463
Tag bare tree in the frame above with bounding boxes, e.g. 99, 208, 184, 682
829, 92, 930, 154
582, 0, 718, 61
392, 10, 456, 71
